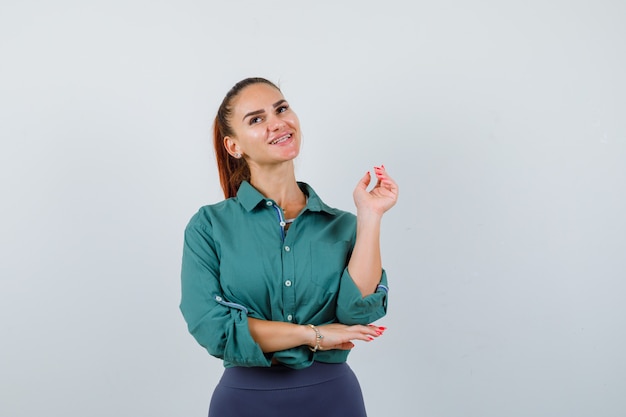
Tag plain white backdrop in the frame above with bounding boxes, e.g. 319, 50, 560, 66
1, 1, 625, 416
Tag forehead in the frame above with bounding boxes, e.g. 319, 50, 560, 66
231, 83, 285, 115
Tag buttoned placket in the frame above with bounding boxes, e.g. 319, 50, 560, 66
267, 200, 297, 323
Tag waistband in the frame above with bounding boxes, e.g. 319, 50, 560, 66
218, 361, 353, 390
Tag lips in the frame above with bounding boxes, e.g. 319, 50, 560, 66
269, 133, 292, 145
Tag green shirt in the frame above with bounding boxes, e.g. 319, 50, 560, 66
180, 181, 388, 369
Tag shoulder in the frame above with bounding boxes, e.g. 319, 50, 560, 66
299, 182, 356, 233
186, 198, 239, 230
299, 182, 354, 218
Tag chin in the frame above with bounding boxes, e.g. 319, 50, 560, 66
282, 145, 300, 160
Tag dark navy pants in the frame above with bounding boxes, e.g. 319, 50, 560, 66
208, 362, 367, 417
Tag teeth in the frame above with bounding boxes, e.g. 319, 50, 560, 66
271, 134, 291, 145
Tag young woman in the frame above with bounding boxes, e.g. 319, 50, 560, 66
180, 77, 398, 417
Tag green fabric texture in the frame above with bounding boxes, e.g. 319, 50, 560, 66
180, 181, 388, 369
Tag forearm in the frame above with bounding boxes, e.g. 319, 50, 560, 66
347, 210, 383, 297
248, 318, 314, 352
249, 319, 384, 353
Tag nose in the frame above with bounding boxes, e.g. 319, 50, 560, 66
267, 114, 285, 131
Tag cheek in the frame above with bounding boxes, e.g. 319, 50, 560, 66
237, 129, 265, 148
287, 115, 301, 130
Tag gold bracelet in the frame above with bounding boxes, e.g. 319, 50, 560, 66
307, 324, 324, 352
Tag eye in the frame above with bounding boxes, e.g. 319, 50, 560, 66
249, 116, 263, 125
277, 105, 289, 114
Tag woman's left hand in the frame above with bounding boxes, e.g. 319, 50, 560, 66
353, 165, 399, 216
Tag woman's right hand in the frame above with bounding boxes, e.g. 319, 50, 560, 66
311, 323, 386, 351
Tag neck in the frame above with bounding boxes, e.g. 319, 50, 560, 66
248, 161, 304, 208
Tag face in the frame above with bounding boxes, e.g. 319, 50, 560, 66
224, 83, 301, 167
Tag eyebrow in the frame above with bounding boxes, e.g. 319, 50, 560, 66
242, 99, 288, 121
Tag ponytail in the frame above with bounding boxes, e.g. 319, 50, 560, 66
212, 77, 280, 198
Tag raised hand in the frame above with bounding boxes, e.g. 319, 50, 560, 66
353, 165, 399, 217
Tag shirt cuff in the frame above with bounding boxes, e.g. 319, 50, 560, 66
335, 268, 389, 325
221, 306, 273, 367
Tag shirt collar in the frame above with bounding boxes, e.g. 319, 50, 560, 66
236, 180, 337, 215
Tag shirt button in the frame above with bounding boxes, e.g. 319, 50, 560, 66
287, 314, 293, 321
285, 280, 292, 287
266, 201, 273, 206
279, 221, 286, 227
215, 296, 223, 302
284, 246, 291, 252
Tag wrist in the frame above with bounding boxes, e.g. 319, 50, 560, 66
300, 324, 316, 347
306, 324, 324, 352
356, 208, 384, 222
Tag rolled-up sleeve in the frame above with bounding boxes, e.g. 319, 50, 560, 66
335, 267, 389, 325
180, 221, 271, 367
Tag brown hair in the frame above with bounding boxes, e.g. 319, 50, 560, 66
213, 77, 281, 198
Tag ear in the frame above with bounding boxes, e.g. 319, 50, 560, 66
224, 136, 242, 158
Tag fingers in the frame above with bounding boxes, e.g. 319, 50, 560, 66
374, 165, 384, 187
355, 165, 399, 197
365, 324, 387, 341
345, 324, 387, 343
356, 165, 396, 184
374, 164, 398, 191
355, 170, 372, 191
322, 325, 387, 350
316, 323, 387, 351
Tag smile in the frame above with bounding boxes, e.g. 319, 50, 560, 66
269, 133, 292, 145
